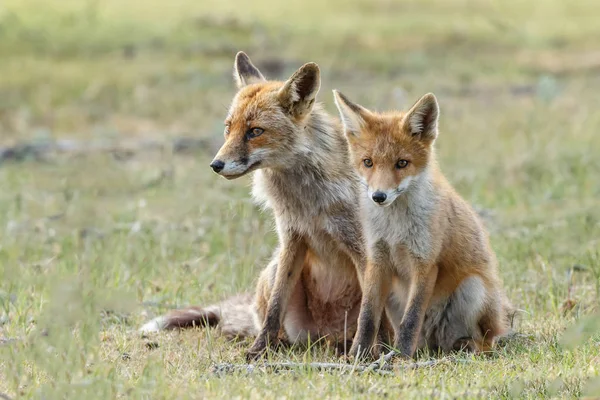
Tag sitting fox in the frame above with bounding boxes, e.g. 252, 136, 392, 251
141, 52, 393, 359
333, 90, 512, 359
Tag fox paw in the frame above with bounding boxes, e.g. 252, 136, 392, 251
346, 344, 376, 362
366, 350, 406, 371
245, 336, 280, 362
246, 341, 267, 362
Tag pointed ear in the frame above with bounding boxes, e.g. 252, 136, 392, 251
278, 62, 320, 119
332, 90, 370, 138
233, 51, 265, 88
403, 93, 439, 141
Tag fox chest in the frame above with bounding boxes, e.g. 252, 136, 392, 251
252, 170, 359, 236
301, 231, 362, 310
364, 203, 433, 262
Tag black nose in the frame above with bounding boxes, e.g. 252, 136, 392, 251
372, 191, 387, 204
210, 160, 225, 173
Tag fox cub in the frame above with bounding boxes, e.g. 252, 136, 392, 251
333, 91, 512, 359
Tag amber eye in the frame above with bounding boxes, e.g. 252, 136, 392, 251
247, 127, 264, 139
363, 158, 373, 168
396, 160, 409, 169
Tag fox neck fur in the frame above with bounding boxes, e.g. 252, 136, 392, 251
251, 103, 360, 235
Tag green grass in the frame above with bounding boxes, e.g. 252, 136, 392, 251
1, 0, 600, 398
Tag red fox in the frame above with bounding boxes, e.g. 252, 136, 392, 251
140, 52, 393, 359
332, 90, 512, 359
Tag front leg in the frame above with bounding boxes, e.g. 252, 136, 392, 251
326, 213, 395, 357
246, 230, 307, 361
391, 263, 438, 359
348, 258, 392, 360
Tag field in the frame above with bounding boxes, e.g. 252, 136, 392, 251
1, 0, 600, 398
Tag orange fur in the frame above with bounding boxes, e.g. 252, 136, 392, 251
334, 91, 512, 359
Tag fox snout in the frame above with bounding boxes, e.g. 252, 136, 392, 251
371, 191, 387, 204
209, 160, 225, 173
209, 154, 263, 180
368, 188, 397, 207
210, 145, 264, 179
368, 176, 416, 207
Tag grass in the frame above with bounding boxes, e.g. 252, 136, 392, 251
1, 0, 599, 398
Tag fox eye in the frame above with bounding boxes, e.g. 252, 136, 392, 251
363, 158, 373, 168
224, 125, 230, 136
396, 160, 409, 169
246, 127, 264, 139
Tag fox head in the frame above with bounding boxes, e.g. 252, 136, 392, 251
209, 51, 321, 179
333, 90, 440, 207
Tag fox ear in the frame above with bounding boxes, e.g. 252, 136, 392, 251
279, 62, 320, 119
332, 90, 369, 138
403, 93, 439, 141
233, 51, 265, 88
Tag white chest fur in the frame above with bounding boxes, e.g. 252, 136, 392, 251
362, 173, 438, 261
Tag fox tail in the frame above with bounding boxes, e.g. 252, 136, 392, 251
139, 293, 258, 338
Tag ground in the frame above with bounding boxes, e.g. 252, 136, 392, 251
1, 0, 599, 398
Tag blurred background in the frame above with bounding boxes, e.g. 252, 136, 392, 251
1, 0, 599, 398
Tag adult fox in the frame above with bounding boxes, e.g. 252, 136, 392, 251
141, 52, 392, 359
